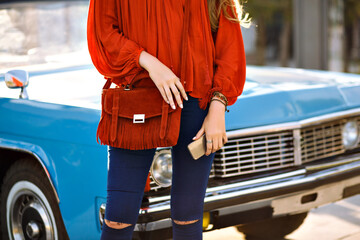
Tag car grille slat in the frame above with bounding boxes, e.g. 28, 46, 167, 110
214, 152, 294, 166
214, 163, 296, 178
220, 139, 293, 153
216, 148, 294, 162
226, 132, 292, 143
216, 159, 295, 172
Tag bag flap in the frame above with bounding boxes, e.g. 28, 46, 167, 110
103, 87, 175, 119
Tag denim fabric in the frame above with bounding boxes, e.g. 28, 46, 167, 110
172, 219, 203, 240
101, 96, 215, 240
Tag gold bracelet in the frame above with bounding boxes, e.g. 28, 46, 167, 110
210, 98, 229, 112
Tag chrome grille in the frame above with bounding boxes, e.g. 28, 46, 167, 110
213, 131, 295, 178
149, 113, 360, 190
209, 164, 215, 178
301, 119, 346, 163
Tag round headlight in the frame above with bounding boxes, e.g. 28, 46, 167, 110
342, 121, 360, 149
150, 149, 172, 188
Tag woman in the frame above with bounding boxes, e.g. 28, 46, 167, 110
87, 0, 248, 239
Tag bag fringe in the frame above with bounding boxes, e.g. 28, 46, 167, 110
96, 110, 181, 150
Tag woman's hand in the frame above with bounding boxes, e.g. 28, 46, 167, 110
193, 100, 228, 156
139, 51, 188, 109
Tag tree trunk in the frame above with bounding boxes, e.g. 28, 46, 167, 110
256, 16, 267, 65
280, 20, 291, 67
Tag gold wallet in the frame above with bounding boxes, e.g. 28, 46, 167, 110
187, 135, 206, 160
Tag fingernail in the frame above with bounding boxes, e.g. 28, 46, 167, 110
172, 105, 176, 110
192, 136, 196, 140
180, 103, 183, 108
185, 96, 188, 101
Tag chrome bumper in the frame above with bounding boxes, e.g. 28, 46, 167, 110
134, 152, 360, 232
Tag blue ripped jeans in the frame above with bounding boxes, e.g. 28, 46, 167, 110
101, 96, 215, 240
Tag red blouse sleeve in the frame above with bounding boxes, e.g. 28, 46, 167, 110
87, 0, 144, 84
210, 5, 247, 106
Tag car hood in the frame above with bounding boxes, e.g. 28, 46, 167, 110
2, 65, 360, 131
226, 66, 360, 130
0, 65, 104, 110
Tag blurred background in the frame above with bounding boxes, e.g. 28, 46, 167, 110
243, 0, 360, 73
0, 0, 359, 74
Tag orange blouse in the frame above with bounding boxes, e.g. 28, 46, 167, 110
87, 0, 246, 109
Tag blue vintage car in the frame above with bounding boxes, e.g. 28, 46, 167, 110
1, 1, 360, 240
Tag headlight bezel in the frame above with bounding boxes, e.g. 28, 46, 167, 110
342, 120, 360, 149
150, 149, 173, 188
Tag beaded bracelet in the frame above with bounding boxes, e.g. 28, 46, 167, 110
212, 91, 228, 106
210, 98, 229, 112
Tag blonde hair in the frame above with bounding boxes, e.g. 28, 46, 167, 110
208, 0, 251, 32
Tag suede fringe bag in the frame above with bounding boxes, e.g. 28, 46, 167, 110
94, 0, 190, 150
96, 79, 182, 150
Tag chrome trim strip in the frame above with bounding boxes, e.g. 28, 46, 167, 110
207, 169, 306, 193
144, 157, 360, 213
0, 146, 60, 203
147, 195, 171, 203
226, 108, 360, 139
216, 199, 271, 217
306, 155, 360, 171
293, 129, 302, 165
134, 218, 172, 232
147, 169, 306, 204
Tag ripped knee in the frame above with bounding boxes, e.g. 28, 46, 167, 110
173, 219, 199, 225
104, 219, 132, 230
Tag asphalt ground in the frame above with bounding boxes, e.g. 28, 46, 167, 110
203, 194, 360, 240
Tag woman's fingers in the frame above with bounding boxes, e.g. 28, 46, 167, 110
160, 78, 187, 109
212, 137, 219, 154
145, 54, 188, 106
205, 138, 213, 156
206, 135, 226, 155
158, 87, 169, 104
175, 80, 188, 101
164, 86, 176, 109
170, 84, 183, 108
223, 134, 228, 145
193, 125, 205, 140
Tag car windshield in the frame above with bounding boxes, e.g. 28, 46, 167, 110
0, 0, 90, 69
